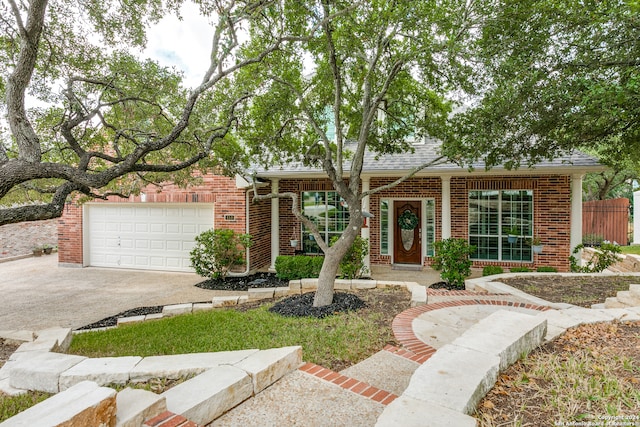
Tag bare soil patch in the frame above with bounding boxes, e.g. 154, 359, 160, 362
501, 275, 639, 308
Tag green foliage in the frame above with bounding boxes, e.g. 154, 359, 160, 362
570, 243, 622, 273
0, 391, 52, 422
582, 233, 605, 247
330, 235, 369, 280
536, 266, 558, 273
510, 267, 532, 273
190, 229, 252, 279
274, 255, 324, 280
448, 0, 640, 171
432, 238, 476, 289
482, 265, 504, 276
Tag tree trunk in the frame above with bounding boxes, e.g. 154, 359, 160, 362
313, 221, 359, 307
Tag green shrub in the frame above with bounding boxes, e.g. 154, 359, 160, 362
510, 267, 532, 273
536, 266, 558, 273
432, 238, 475, 289
582, 233, 605, 247
275, 255, 324, 280
190, 229, 252, 279
482, 265, 504, 276
330, 235, 369, 279
570, 243, 621, 273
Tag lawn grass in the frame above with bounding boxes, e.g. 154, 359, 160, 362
69, 304, 393, 370
620, 246, 640, 255
0, 392, 51, 422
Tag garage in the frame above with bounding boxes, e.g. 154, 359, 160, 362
85, 204, 214, 272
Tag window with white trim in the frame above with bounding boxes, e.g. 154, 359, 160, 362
468, 190, 533, 262
301, 191, 350, 254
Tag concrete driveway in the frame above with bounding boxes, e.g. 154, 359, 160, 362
0, 256, 220, 331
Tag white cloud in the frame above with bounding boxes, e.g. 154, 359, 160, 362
144, 2, 216, 88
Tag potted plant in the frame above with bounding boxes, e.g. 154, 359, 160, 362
505, 226, 521, 244
43, 244, 53, 255
290, 226, 299, 248
32, 246, 43, 257
530, 236, 543, 254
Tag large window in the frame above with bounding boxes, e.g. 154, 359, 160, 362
301, 191, 350, 254
380, 199, 435, 257
468, 190, 533, 262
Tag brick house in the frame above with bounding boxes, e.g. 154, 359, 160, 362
58, 142, 603, 273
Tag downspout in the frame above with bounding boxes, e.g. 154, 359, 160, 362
228, 189, 251, 276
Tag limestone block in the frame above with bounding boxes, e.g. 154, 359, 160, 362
616, 291, 640, 307
9, 352, 87, 393
145, 313, 164, 321
536, 310, 583, 330
117, 315, 146, 326
0, 330, 35, 345
274, 287, 290, 298
233, 346, 302, 394
34, 327, 73, 352
629, 284, 640, 299
300, 279, 318, 289
129, 350, 259, 382
288, 280, 301, 291
162, 303, 193, 317
334, 279, 352, 290
451, 310, 546, 371
604, 297, 629, 309
59, 356, 142, 390
211, 296, 240, 307
0, 381, 116, 427
162, 366, 253, 425
408, 283, 427, 306
13, 340, 57, 353
237, 295, 249, 305
376, 396, 477, 427
248, 287, 275, 300
562, 307, 618, 324
352, 279, 376, 289
116, 387, 167, 427
0, 377, 27, 396
403, 344, 500, 415
193, 303, 213, 312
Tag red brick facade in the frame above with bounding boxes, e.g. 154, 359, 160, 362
57, 175, 273, 272
58, 172, 574, 272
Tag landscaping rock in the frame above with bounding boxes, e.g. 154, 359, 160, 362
233, 346, 302, 393
9, 352, 87, 393
59, 356, 142, 390
116, 387, 167, 427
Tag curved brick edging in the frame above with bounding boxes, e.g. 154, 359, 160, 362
392, 299, 551, 362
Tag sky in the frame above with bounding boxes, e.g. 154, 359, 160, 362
144, 3, 216, 88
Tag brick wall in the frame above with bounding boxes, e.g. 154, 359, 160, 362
248, 185, 272, 271
56, 174, 270, 270
279, 174, 572, 272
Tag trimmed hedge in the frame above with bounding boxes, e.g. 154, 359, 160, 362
275, 255, 324, 280
482, 265, 504, 276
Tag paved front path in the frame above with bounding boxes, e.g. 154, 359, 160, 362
0, 256, 216, 330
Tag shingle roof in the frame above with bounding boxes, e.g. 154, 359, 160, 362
253, 139, 603, 177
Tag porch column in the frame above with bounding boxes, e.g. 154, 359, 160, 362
269, 178, 280, 272
570, 174, 583, 255
361, 176, 371, 274
635, 190, 640, 244
441, 176, 451, 239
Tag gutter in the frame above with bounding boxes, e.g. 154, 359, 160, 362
227, 188, 252, 277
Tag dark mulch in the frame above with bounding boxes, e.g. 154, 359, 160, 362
269, 292, 367, 318
195, 272, 288, 291
429, 281, 464, 291
76, 306, 166, 330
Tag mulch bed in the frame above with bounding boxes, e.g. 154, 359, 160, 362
269, 292, 366, 318
195, 272, 289, 291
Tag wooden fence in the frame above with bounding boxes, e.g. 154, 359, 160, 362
582, 198, 630, 245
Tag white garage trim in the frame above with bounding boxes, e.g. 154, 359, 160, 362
83, 203, 214, 272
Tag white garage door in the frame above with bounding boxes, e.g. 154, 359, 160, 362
86, 204, 214, 272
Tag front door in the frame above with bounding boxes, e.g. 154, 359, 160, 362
394, 201, 422, 264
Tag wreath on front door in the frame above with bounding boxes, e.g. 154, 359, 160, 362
397, 209, 419, 230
